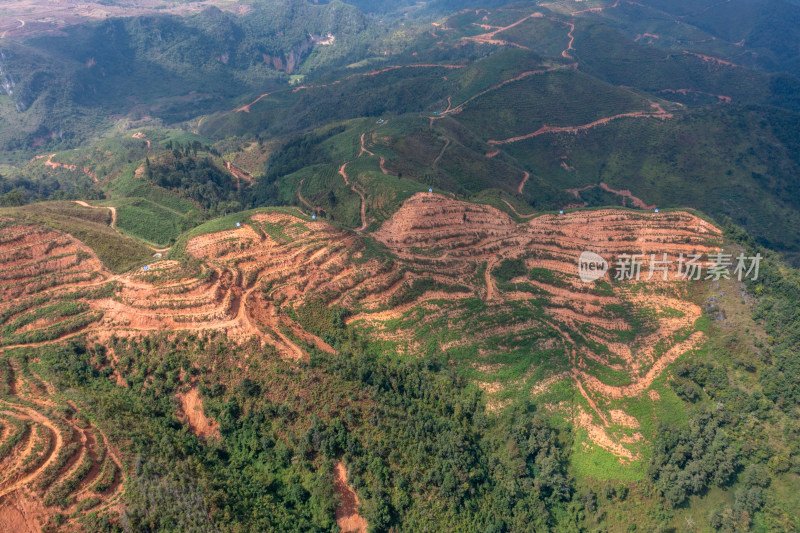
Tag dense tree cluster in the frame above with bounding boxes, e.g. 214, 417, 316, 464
15, 325, 575, 532
648, 406, 739, 508
146, 146, 242, 216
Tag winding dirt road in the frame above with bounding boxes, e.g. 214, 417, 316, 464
559, 20, 576, 59
297, 178, 319, 213
74, 201, 116, 229
488, 105, 673, 145
517, 171, 530, 194
462, 12, 543, 49
44, 155, 98, 183
432, 137, 450, 169
565, 183, 657, 210
338, 162, 368, 232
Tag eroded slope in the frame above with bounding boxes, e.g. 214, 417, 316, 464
0, 195, 721, 460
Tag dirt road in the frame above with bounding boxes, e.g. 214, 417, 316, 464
488, 107, 673, 145
74, 201, 117, 229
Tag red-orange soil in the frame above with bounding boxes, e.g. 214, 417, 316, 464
0, 359, 124, 530
43, 154, 98, 183
334, 462, 368, 533
488, 104, 672, 145
177, 388, 220, 439
1, 192, 721, 459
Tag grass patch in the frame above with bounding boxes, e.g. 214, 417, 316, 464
571, 428, 646, 483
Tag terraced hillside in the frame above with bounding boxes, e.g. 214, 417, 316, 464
364, 195, 722, 461
0, 354, 123, 531
0, 194, 721, 464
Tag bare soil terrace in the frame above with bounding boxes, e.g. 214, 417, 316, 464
0, 361, 124, 532
0, 195, 721, 459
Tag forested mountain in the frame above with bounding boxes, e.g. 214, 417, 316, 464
0, 0, 373, 150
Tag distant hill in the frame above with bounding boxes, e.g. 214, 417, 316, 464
0, 0, 371, 151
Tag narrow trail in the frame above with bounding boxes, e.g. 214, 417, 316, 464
358, 64, 465, 77
74, 201, 170, 254
517, 171, 530, 194
657, 88, 731, 103
44, 155, 98, 183
461, 12, 543, 49
74, 201, 116, 229
231, 64, 465, 116
488, 106, 673, 145
683, 51, 741, 68
570, 0, 622, 16
566, 183, 657, 210
432, 137, 450, 169
338, 161, 368, 232
440, 64, 572, 118
501, 200, 538, 219
297, 179, 319, 213
333, 131, 392, 231
359, 133, 389, 176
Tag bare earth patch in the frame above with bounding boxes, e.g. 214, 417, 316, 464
0, 359, 125, 530
0, 489, 48, 533
609, 409, 641, 428
177, 388, 219, 439
334, 462, 368, 533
